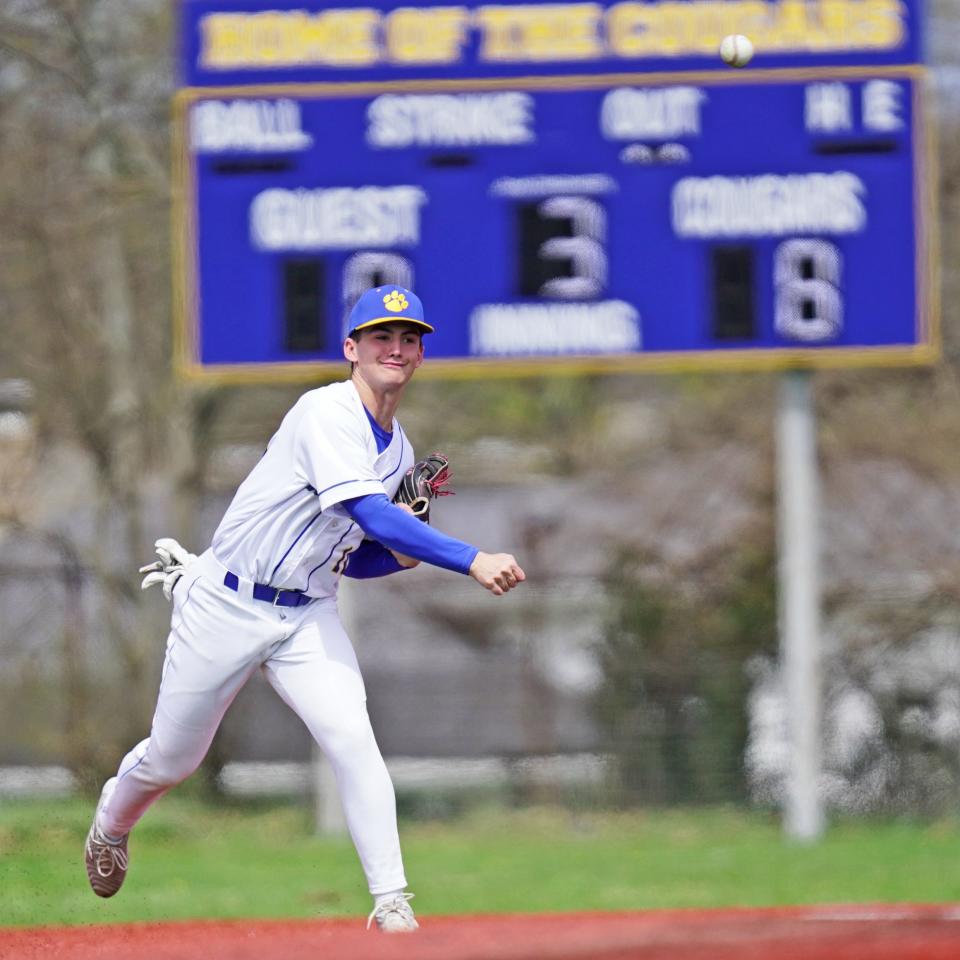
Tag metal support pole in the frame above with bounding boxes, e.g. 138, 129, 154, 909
775, 369, 825, 842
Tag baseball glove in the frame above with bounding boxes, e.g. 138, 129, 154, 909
393, 453, 453, 523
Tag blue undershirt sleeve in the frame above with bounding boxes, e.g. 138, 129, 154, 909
343, 538, 406, 579
342, 494, 478, 575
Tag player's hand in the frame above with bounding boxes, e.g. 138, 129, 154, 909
469, 552, 525, 596
389, 503, 421, 568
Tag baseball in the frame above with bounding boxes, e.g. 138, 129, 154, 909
719, 34, 754, 68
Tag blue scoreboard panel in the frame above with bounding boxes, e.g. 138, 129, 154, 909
174, 0, 938, 381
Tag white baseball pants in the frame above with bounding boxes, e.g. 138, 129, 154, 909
98, 550, 407, 895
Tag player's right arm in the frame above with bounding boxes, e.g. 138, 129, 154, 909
342, 494, 525, 595
467, 552, 526, 597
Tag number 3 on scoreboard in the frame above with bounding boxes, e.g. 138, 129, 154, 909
518, 196, 607, 300
774, 239, 843, 343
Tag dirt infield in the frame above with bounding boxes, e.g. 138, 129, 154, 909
3, 904, 959, 960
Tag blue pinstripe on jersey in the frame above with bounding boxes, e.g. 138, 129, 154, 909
305, 523, 357, 590
382, 430, 405, 482
268, 508, 324, 583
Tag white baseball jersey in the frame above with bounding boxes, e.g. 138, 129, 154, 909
212, 380, 414, 598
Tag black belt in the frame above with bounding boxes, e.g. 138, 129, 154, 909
223, 572, 313, 608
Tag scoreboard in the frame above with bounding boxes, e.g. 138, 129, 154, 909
174, 0, 938, 381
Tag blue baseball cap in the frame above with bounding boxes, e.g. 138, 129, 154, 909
342, 285, 433, 339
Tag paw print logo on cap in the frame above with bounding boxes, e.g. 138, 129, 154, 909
383, 290, 409, 313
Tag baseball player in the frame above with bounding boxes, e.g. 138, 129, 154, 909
83, 285, 526, 933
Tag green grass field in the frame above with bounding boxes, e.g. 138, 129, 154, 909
2, 796, 959, 927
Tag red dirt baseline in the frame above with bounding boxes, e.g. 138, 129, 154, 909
3, 904, 960, 960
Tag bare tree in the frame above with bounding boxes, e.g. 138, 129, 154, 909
0, 0, 221, 781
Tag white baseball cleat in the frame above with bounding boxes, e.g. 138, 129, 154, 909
367, 892, 419, 933
84, 778, 129, 898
